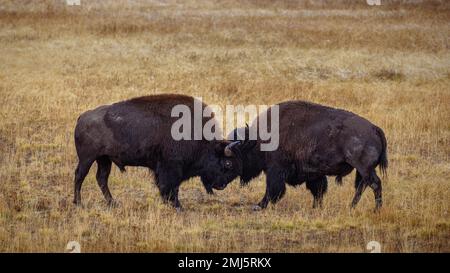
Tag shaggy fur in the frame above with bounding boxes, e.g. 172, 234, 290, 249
229, 100, 388, 210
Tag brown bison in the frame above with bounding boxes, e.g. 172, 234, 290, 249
228, 100, 388, 211
74, 94, 246, 210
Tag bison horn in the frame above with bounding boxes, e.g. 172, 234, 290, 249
236, 130, 244, 141
224, 141, 241, 157
236, 124, 249, 141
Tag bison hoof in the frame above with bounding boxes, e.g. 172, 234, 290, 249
252, 205, 263, 211
73, 199, 82, 207
107, 200, 120, 208
373, 205, 382, 213
175, 207, 183, 213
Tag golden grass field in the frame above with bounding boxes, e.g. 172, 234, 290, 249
0, 0, 449, 252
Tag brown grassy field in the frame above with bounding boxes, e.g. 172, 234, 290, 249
0, 0, 449, 252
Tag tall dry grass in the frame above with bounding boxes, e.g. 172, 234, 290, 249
0, 0, 449, 252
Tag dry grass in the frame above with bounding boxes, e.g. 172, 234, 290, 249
0, 0, 449, 252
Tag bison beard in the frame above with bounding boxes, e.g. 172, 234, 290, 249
73, 94, 246, 210
229, 100, 388, 211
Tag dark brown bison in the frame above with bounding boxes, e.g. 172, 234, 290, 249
228, 100, 388, 211
74, 94, 246, 210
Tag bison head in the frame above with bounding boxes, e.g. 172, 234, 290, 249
227, 126, 263, 186
200, 140, 252, 192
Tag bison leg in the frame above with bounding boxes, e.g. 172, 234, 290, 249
351, 171, 368, 209
306, 176, 328, 209
351, 168, 382, 211
254, 167, 286, 210
347, 142, 382, 211
159, 184, 181, 211
73, 158, 95, 206
368, 170, 383, 210
156, 165, 182, 211
96, 156, 116, 207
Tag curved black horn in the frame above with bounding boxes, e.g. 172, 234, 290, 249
236, 129, 244, 141
236, 124, 250, 141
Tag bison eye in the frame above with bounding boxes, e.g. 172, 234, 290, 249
224, 160, 233, 169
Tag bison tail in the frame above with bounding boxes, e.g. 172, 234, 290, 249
375, 126, 388, 177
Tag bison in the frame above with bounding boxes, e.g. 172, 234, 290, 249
74, 94, 246, 210
228, 100, 388, 211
